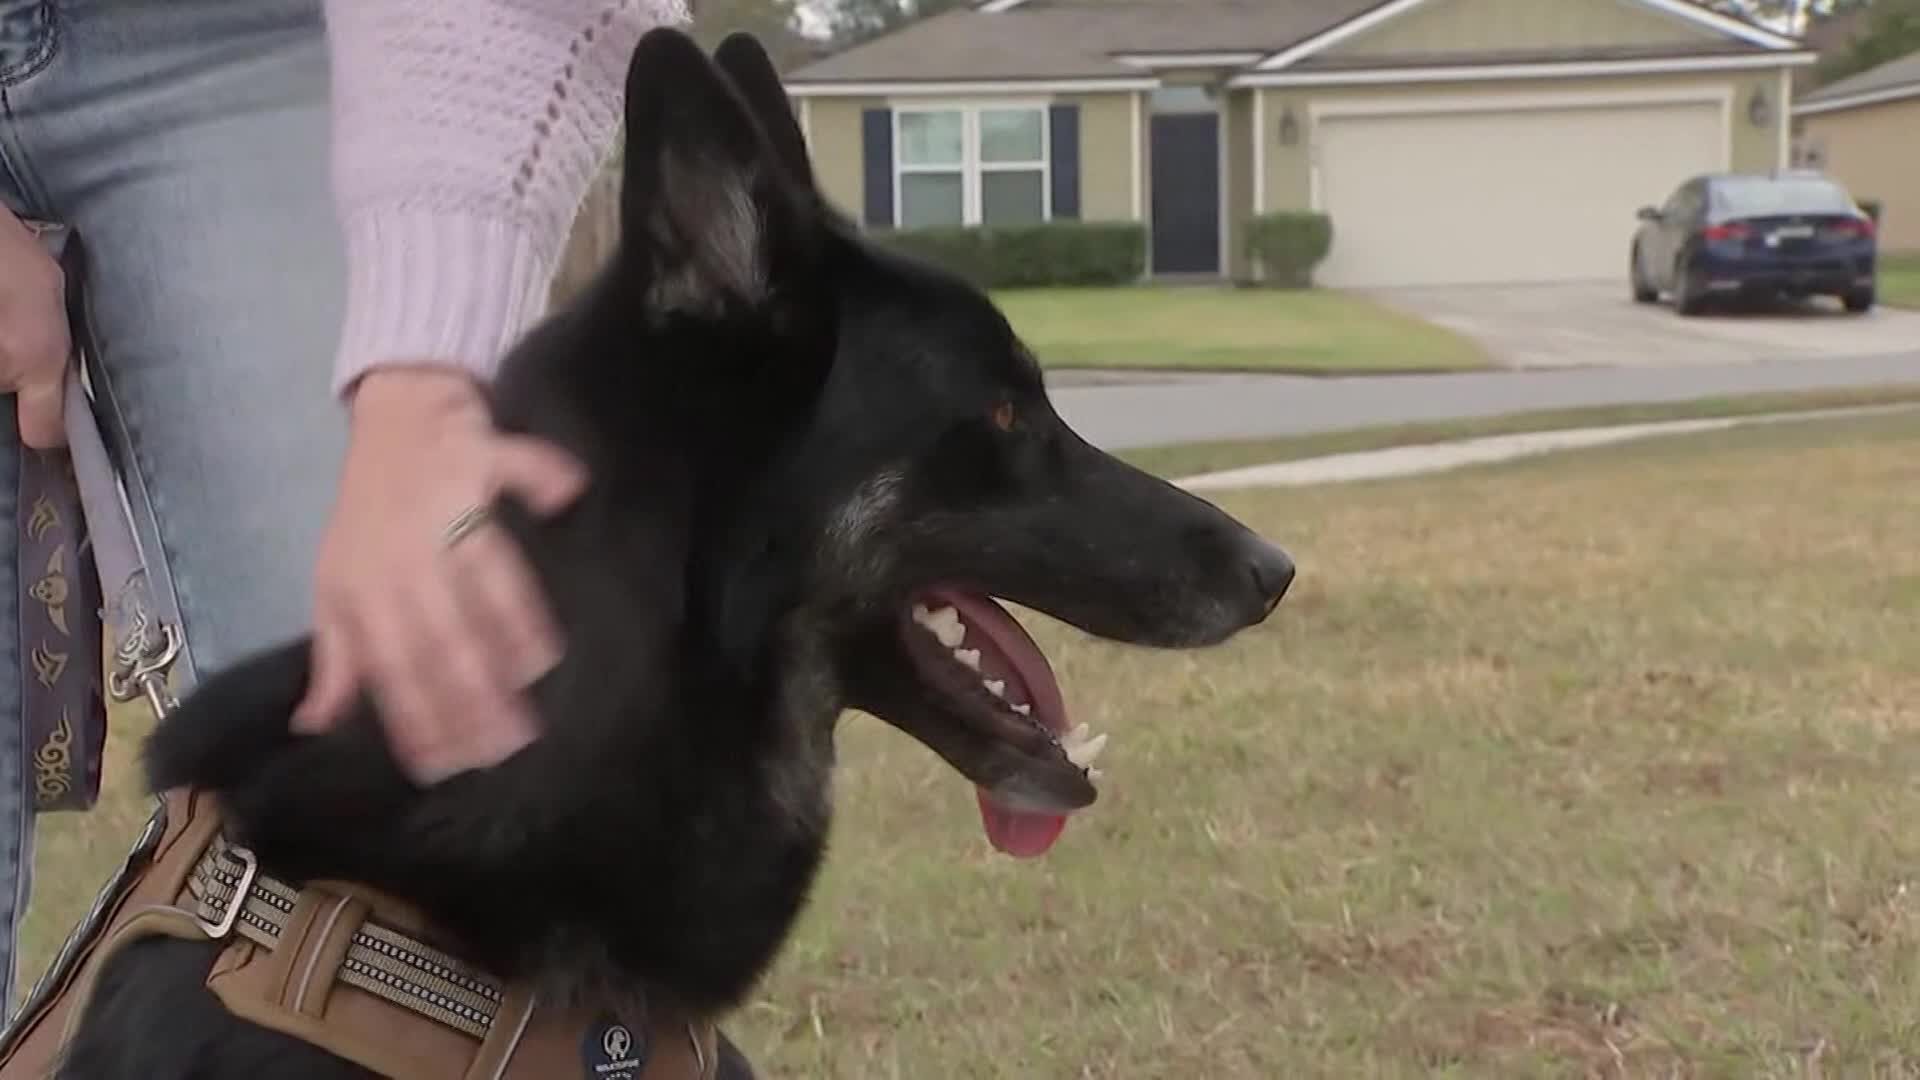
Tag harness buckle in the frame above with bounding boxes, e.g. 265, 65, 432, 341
196, 844, 258, 940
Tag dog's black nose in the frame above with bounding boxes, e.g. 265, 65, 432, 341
1244, 539, 1295, 618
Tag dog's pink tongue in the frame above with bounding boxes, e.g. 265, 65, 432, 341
976, 792, 1068, 858
926, 590, 1076, 860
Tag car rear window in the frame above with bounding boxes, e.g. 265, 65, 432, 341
1711, 176, 1857, 216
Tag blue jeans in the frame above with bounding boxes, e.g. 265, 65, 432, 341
0, 0, 346, 1005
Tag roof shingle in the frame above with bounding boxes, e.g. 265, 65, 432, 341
786, 0, 1789, 86
785, 0, 1384, 83
1290, 39, 1771, 70
1799, 47, 1920, 106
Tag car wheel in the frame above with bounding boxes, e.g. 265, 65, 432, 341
1630, 246, 1658, 304
1673, 260, 1707, 317
1843, 288, 1876, 314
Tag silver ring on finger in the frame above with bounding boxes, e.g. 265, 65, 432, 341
441, 503, 494, 549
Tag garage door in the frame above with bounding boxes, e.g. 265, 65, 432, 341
1315, 100, 1727, 288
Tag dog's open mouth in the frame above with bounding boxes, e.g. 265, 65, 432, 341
901, 588, 1105, 859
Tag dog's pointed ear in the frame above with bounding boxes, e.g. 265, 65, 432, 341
711, 32, 816, 194
618, 27, 814, 316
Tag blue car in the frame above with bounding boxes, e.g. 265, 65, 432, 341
1630, 171, 1878, 316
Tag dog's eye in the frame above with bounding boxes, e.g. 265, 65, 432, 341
990, 401, 1016, 432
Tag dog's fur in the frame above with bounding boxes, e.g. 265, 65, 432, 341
55, 29, 1292, 1079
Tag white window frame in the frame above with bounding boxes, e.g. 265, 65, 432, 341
892, 102, 1052, 229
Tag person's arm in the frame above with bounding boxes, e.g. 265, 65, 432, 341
326, 0, 686, 395
293, 0, 687, 783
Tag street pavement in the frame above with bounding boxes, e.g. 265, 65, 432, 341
1053, 352, 1920, 450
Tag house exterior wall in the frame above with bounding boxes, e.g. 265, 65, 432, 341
803, 95, 882, 221
1798, 98, 1920, 251
1225, 89, 1255, 280
1061, 92, 1140, 222
1259, 89, 1316, 216
1322, 0, 1725, 57
1257, 70, 1787, 219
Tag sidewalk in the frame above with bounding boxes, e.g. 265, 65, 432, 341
1059, 354, 1920, 449
1175, 403, 1919, 492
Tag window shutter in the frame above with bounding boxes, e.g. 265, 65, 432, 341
861, 108, 894, 228
1049, 104, 1080, 220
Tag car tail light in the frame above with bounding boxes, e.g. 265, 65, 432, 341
1823, 218, 1875, 239
1702, 222, 1751, 242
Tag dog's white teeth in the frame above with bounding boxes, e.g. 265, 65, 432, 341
913, 605, 965, 648
954, 648, 982, 671
1088, 767, 1104, 781
1064, 722, 1092, 747
1010, 703, 1031, 716
1065, 732, 1108, 768
984, 679, 1006, 698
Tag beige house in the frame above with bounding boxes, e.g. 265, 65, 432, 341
784, 0, 1816, 288
1793, 49, 1920, 252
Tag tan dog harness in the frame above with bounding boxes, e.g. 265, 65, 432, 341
0, 788, 717, 1079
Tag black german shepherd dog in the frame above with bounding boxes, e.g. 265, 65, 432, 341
57, 28, 1293, 1079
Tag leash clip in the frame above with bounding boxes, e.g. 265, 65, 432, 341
109, 616, 183, 719
195, 844, 259, 940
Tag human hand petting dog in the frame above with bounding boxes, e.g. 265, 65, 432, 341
8, 210, 580, 783
0, 207, 71, 449
293, 368, 587, 783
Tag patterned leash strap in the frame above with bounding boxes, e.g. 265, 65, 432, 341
18, 220, 195, 812
0, 222, 196, 1042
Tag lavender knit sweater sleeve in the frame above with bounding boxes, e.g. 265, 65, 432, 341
322, 0, 687, 396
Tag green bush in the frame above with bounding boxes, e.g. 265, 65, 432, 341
1245, 211, 1333, 288
1859, 197, 1884, 224
876, 221, 1146, 288
875, 226, 996, 283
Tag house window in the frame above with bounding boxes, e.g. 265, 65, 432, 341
898, 110, 965, 228
895, 106, 1049, 229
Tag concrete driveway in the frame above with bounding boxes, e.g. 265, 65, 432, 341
1370, 282, 1920, 369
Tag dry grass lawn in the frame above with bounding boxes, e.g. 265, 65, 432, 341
18, 412, 1920, 1077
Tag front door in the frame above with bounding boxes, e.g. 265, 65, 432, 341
1150, 112, 1220, 276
